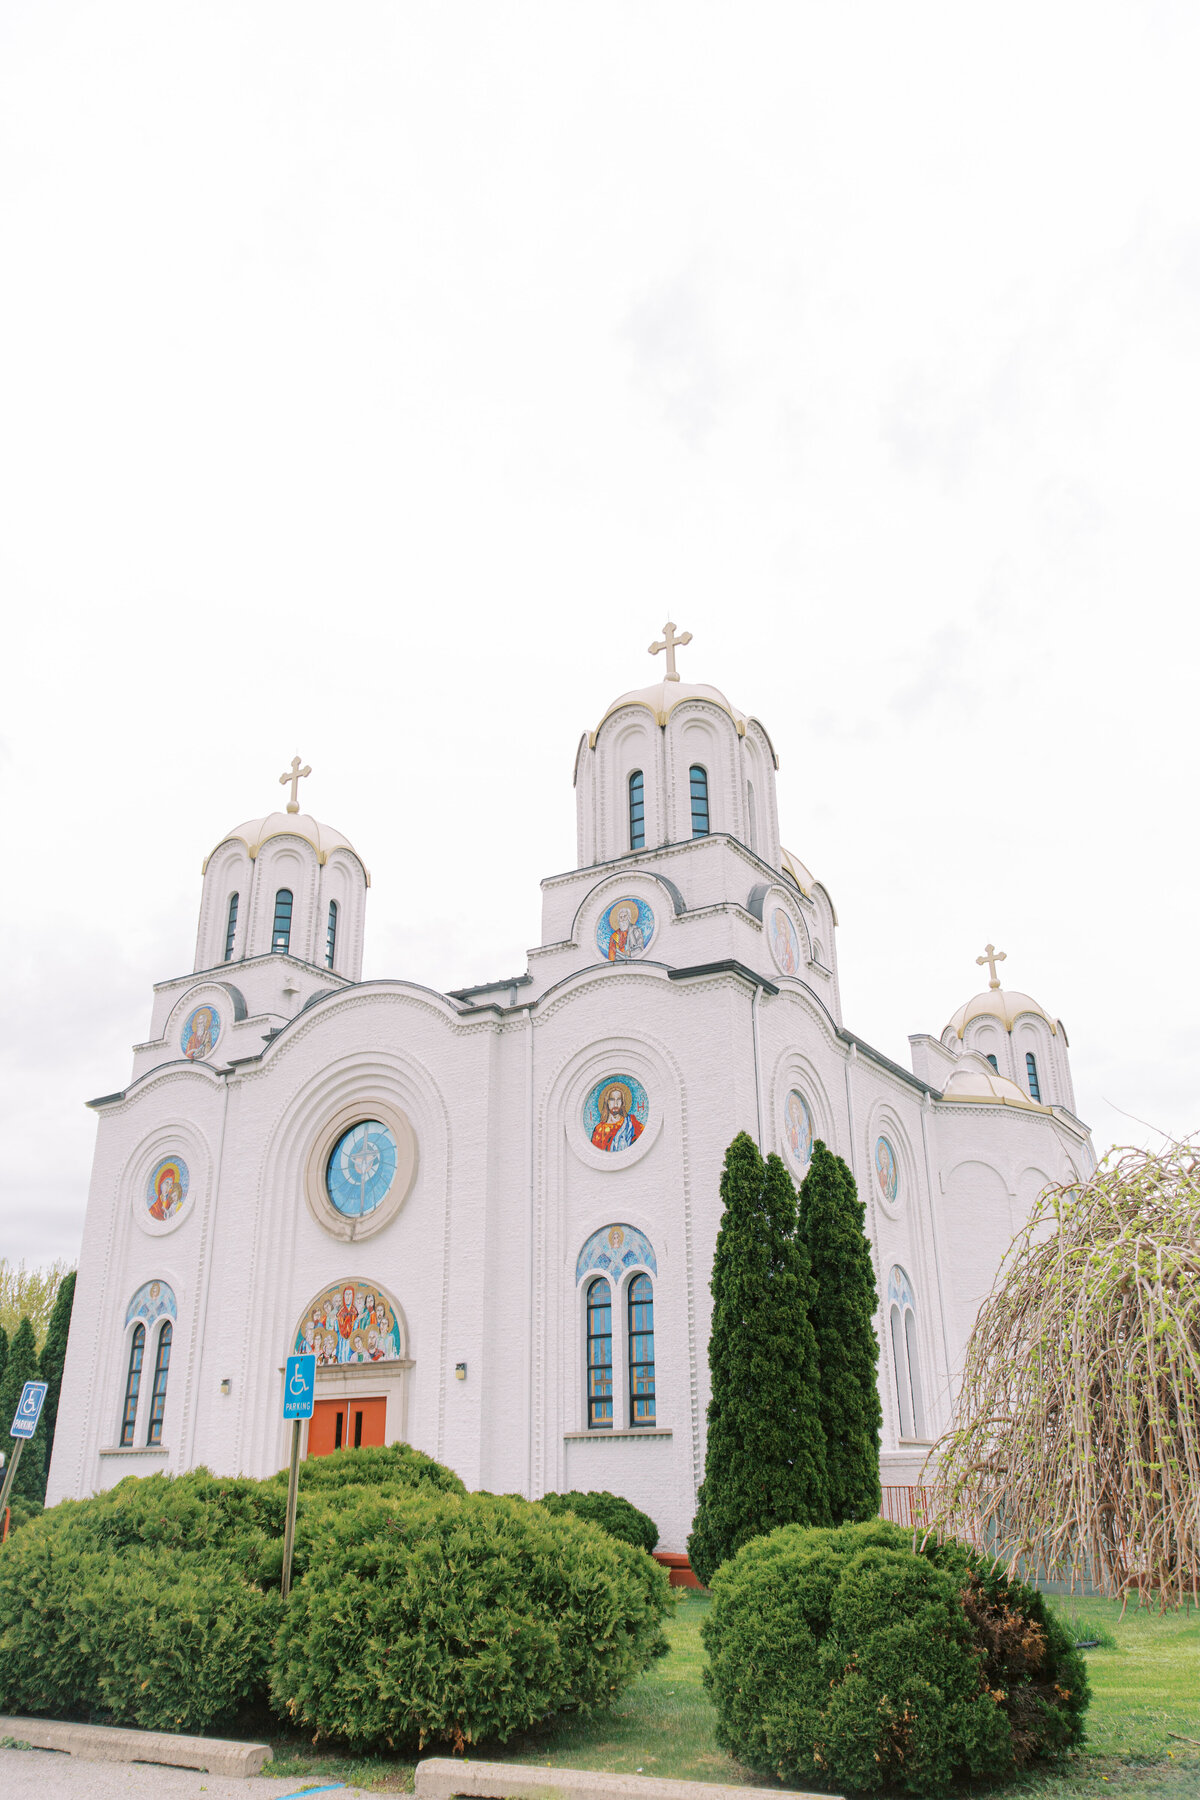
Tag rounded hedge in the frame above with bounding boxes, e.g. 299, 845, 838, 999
275, 1441, 467, 1499
272, 1489, 671, 1750
702, 1520, 1089, 1796
537, 1490, 659, 1553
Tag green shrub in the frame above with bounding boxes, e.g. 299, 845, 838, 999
537, 1489, 659, 1553
2, 1497, 43, 1535
0, 1527, 279, 1731
275, 1440, 466, 1498
702, 1520, 1089, 1795
272, 1489, 671, 1751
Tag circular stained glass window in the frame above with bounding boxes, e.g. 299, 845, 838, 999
325, 1121, 399, 1218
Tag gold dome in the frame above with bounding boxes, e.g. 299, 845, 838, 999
781, 846, 814, 897
203, 812, 370, 883
939, 1061, 1050, 1112
945, 988, 1057, 1040
589, 679, 749, 747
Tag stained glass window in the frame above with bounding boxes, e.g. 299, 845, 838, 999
628, 770, 645, 850
146, 1322, 172, 1446
326, 900, 338, 970
325, 1121, 399, 1218
120, 1324, 145, 1447
628, 1273, 655, 1426
223, 892, 239, 962
689, 766, 709, 837
272, 888, 293, 955
587, 1277, 613, 1429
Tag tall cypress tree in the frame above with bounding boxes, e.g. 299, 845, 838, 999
0, 1317, 46, 1505
688, 1134, 829, 1587
38, 1269, 76, 1497
0, 1323, 8, 1396
798, 1140, 882, 1523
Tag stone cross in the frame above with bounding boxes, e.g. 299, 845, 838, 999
279, 756, 312, 814
976, 943, 1007, 990
648, 621, 693, 682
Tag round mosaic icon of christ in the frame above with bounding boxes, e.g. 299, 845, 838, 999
584, 1076, 649, 1154
181, 1004, 220, 1061
596, 897, 655, 962
146, 1156, 188, 1221
325, 1120, 399, 1218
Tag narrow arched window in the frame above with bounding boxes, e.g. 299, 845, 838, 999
628, 1273, 655, 1426
689, 766, 709, 837
986, 1053, 998, 1071
326, 900, 338, 970
628, 771, 645, 850
119, 1324, 145, 1447
146, 1322, 172, 1446
586, 1277, 613, 1429
223, 892, 239, 962
887, 1268, 926, 1440
272, 889, 293, 955
889, 1305, 913, 1438
746, 781, 757, 852
1026, 1052, 1041, 1101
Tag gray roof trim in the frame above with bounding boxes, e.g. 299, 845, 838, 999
667, 959, 780, 997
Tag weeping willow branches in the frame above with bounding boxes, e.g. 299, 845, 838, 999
928, 1142, 1200, 1608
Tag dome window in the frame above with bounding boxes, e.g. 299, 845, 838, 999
986, 1053, 998, 1071
223, 892, 239, 963
272, 889, 293, 955
628, 770, 645, 851
326, 900, 338, 970
689, 765, 710, 838
1026, 1052, 1042, 1102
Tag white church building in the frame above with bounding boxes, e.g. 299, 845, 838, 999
49, 627, 1095, 1553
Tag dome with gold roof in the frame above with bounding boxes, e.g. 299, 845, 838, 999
203, 812, 369, 882
589, 679, 754, 748
939, 1061, 1050, 1112
944, 987, 1057, 1040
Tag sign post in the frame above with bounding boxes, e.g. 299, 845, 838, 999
0, 1381, 49, 1523
280, 1354, 315, 1599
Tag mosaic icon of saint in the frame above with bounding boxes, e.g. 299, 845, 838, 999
785, 1091, 812, 1167
607, 902, 645, 962
875, 1136, 898, 1200
148, 1164, 184, 1221
183, 1006, 217, 1061
591, 1083, 644, 1153
771, 908, 799, 975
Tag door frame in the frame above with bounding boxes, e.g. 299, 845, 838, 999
278, 1357, 414, 1461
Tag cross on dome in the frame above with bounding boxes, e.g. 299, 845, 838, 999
976, 943, 1007, 990
279, 755, 312, 814
648, 620, 692, 682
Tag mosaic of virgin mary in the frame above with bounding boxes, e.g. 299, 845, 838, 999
146, 1156, 188, 1221
585, 1075, 649, 1153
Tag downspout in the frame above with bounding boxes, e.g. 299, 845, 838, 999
751, 979, 765, 1148
524, 1003, 535, 1497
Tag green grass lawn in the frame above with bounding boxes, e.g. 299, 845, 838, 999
260, 1589, 1200, 1796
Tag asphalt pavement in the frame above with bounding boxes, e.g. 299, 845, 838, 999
0, 1744, 379, 1800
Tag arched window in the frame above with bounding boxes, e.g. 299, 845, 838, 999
746, 781, 756, 852
689, 766, 709, 837
146, 1322, 172, 1446
223, 892, 239, 962
628, 1273, 655, 1426
887, 1267, 927, 1440
628, 771, 645, 851
985, 1053, 998, 1071
119, 1324, 145, 1448
326, 900, 338, 970
586, 1277, 613, 1429
272, 889, 293, 955
1026, 1052, 1041, 1101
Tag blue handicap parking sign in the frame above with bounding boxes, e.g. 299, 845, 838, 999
10, 1380, 48, 1440
283, 1354, 316, 1421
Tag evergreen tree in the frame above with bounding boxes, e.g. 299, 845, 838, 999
0, 1323, 8, 1395
38, 1268, 76, 1495
798, 1141, 882, 1523
0, 1317, 46, 1505
688, 1134, 830, 1586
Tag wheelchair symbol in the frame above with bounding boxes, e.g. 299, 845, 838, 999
289, 1368, 309, 1396
20, 1392, 36, 1415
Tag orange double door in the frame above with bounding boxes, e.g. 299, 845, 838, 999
307, 1395, 387, 1457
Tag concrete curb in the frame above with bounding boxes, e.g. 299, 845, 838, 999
415, 1758, 840, 1800
0, 1715, 270, 1777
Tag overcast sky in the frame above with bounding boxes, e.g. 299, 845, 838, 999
3, 3, 1198, 1268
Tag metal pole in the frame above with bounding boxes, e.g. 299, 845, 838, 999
280, 1418, 302, 1599
0, 1441, 24, 1521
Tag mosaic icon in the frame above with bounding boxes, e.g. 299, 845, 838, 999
576, 1223, 658, 1281
126, 1280, 177, 1327
597, 896, 655, 962
783, 1091, 813, 1170
146, 1156, 188, 1221
584, 1075, 649, 1154
769, 906, 801, 976
181, 1004, 220, 1061
294, 1281, 403, 1365
875, 1135, 899, 1202
325, 1121, 399, 1218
